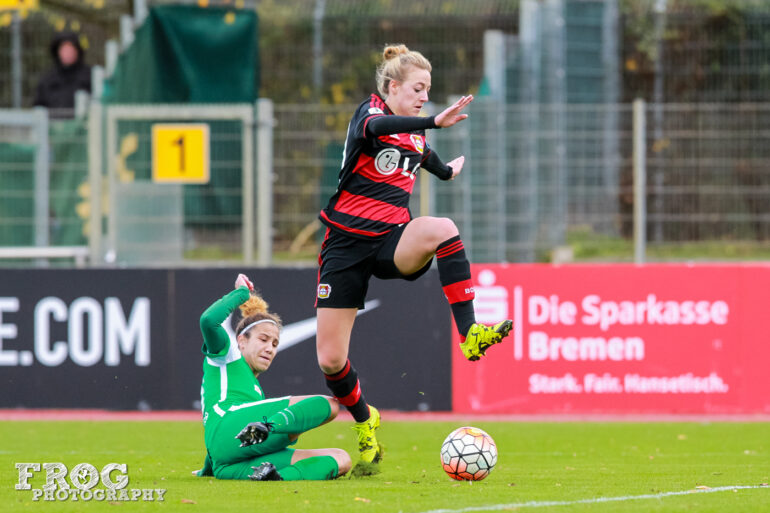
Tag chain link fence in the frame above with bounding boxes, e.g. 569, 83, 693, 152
273, 100, 770, 264
3, 100, 770, 266
3, 1, 770, 266
0, 103, 266, 267
5, 1, 770, 108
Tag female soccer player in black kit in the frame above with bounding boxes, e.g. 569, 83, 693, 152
316, 44, 513, 470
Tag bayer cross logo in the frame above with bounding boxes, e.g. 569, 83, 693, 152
317, 283, 331, 299
374, 148, 400, 176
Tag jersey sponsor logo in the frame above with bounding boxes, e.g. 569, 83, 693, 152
368, 107, 384, 115
374, 148, 401, 175
410, 134, 425, 154
317, 283, 332, 299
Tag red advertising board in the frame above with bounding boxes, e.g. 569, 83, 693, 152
452, 264, 770, 414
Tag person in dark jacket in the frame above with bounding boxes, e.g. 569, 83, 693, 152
33, 31, 92, 115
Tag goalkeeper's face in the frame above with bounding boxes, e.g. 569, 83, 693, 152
238, 323, 280, 374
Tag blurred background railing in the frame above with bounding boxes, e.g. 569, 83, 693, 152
2, 0, 770, 267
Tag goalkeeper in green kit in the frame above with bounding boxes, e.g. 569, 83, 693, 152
195, 273, 351, 481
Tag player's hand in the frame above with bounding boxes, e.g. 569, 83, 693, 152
235, 421, 273, 447
447, 156, 465, 179
434, 95, 473, 128
235, 273, 254, 292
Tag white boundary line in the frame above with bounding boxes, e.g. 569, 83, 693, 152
411, 485, 768, 513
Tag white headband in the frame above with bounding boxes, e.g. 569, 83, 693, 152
239, 318, 278, 337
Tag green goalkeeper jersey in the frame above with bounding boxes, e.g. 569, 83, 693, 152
199, 286, 265, 428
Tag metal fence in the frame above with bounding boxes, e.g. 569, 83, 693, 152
0, 102, 272, 267
2, 100, 770, 266
273, 100, 770, 264
5, 1, 770, 110
272, 100, 632, 264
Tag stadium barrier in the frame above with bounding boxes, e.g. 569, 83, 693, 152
0, 267, 451, 411
453, 263, 770, 415
0, 246, 89, 267
3, 264, 770, 415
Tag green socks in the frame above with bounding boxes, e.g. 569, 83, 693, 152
279, 456, 339, 481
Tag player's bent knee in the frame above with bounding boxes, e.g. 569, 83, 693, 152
434, 217, 459, 240
413, 217, 459, 250
327, 397, 340, 419
317, 354, 347, 375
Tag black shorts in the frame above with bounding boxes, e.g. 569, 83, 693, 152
315, 223, 433, 309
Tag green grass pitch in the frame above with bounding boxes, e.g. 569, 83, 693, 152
2, 419, 768, 512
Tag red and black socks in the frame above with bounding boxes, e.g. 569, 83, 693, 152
323, 359, 370, 423
436, 235, 476, 337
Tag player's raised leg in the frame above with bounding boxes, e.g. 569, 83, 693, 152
236, 395, 338, 447
393, 216, 513, 361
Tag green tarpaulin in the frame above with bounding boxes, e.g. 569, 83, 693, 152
0, 120, 89, 247
0, 142, 35, 246
104, 5, 258, 104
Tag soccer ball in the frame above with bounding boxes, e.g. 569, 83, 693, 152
440, 426, 497, 481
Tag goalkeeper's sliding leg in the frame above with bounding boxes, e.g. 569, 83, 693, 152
206, 395, 351, 480
215, 448, 351, 481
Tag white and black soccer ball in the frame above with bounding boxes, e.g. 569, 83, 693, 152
440, 426, 497, 481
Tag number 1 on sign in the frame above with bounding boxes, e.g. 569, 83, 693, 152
173, 135, 185, 173
152, 123, 209, 183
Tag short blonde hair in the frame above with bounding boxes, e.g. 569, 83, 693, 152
376, 44, 432, 99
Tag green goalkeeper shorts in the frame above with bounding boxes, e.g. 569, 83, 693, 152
205, 397, 297, 475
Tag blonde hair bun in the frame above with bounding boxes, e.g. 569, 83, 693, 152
383, 44, 409, 61
240, 294, 269, 318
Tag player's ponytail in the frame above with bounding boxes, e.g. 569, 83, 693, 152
239, 294, 269, 318
236, 291, 282, 336
376, 43, 432, 99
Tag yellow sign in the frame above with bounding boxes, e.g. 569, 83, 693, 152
0, 0, 38, 10
152, 124, 210, 184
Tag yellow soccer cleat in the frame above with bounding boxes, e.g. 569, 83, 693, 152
460, 320, 513, 361
351, 405, 383, 464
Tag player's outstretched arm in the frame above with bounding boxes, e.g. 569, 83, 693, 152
199, 274, 253, 355
366, 113, 437, 137
434, 95, 474, 128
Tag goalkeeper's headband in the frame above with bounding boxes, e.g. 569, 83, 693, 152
239, 318, 279, 337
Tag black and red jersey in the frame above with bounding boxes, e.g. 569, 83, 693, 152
319, 94, 453, 239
